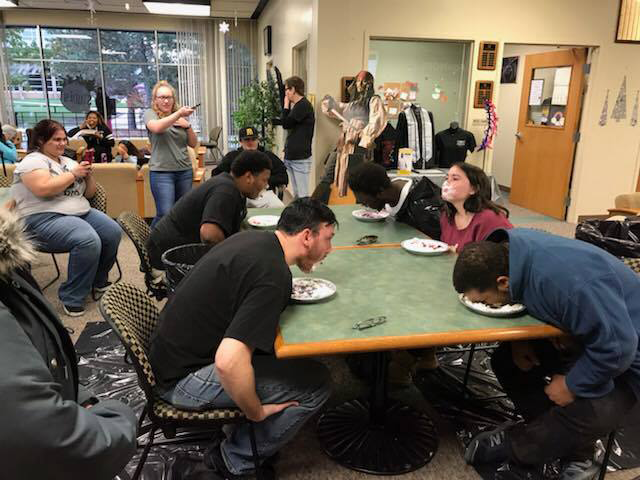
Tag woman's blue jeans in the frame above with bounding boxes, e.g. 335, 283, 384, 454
23, 209, 122, 307
150, 169, 193, 227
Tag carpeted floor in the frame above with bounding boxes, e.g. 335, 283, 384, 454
27, 196, 640, 480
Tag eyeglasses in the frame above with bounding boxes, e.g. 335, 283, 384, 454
156, 96, 174, 101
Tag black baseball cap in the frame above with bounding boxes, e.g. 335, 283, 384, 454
239, 127, 258, 141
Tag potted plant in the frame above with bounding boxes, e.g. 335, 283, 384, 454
232, 79, 280, 151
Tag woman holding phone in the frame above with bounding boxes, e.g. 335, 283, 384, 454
10, 119, 122, 316
144, 81, 198, 226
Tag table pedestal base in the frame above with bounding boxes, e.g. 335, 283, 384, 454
317, 398, 438, 474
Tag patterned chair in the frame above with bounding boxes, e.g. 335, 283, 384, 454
116, 211, 167, 300
622, 257, 640, 275
99, 283, 263, 480
34, 182, 122, 291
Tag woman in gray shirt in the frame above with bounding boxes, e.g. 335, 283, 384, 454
144, 81, 197, 227
11, 119, 122, 317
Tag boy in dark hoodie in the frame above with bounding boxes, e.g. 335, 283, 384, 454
455, 229, 639, 479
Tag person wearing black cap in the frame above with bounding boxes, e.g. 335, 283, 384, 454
213, 127, 288, 208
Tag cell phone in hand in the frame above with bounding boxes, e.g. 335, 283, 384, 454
83, 149, 95, 164
190, 103, 201, 109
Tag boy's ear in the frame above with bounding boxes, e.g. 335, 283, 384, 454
496, 275, 510, 292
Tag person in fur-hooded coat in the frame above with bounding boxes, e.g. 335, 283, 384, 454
0, 208, 137, 480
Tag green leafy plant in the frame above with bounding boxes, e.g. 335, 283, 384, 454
232, 79, 280, 151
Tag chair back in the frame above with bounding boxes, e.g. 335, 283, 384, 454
117, 211, 152, 274
89, 182, 108, 213
99, 283, 159, 397
615, 193, 640, 209
623, 257, 640, 275
209, 126, 222, 143
0, 174, 11, 188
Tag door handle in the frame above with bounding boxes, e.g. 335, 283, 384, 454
515, 131, 523, 139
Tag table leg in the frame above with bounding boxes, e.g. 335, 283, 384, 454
317, 352, 439, 474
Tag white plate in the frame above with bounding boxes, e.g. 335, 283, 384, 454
351, 209, 390, 222
401, 238, 449, 256
459, 294, 527, 318
291, 278, 337, 303
248, 215, 280, 228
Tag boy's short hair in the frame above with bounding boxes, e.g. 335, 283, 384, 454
453, 241, 510, 293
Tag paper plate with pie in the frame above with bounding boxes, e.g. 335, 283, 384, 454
247, 215, 280, 228
401, 238, 449, 256
291, 278, 337, 303
351, 209, 390, 222
459, 294, 527, 318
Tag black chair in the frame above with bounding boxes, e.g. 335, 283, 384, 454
116, 211, 167, 300
200, 126, 223, 165
99, 283, 264, 480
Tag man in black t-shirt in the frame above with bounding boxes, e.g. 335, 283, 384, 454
212, 126, 288, 207
149, 198, 337, 478
147, 150, 271, 270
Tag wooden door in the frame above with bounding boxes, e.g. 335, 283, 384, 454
510, 49, 587, 219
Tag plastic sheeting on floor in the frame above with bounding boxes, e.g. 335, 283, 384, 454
414, 345, 640, 480
77, 322, 223, 480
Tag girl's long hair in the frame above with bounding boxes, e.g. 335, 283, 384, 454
442, 162, 509, 223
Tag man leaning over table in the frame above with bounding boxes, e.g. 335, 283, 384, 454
455, 228, 640, 479
212, 126, 288, 208
149, 197, 337, 478
147, 149, 271, 272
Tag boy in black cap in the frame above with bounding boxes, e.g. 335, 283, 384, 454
213, 127, 288, 207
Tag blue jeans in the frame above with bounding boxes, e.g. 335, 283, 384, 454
162, 356, 331, 475
284, 157, 312, 198
23, 209, 122, 307
150, 169, 193, 227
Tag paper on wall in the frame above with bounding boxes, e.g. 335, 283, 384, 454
409, 91, 417, 100
552, 85, 569, 105
529, 79, 544, 106
388, 107, 398, 115
400, 92, 408, 100
554, 67, 572, 86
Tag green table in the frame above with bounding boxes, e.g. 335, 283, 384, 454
276, 248, 560, 358
247, 204, 427, 248
272, 246, 560, 475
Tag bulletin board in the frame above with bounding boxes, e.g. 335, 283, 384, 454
380, 81, 419, 118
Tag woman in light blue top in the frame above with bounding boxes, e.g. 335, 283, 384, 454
0, 124, 18, 164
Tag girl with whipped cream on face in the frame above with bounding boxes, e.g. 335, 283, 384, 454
440, 162, 512, 252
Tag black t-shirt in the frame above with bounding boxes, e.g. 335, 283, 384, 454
149, 231, 292, 392
148, 172, 247, 265
434, 128, 477, 168
273, 97, 315, 160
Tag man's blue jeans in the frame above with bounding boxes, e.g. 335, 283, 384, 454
284, 158, 312, 198
161, 355, 331, 475
150, 169, 193, 227
23, 209, 122, 307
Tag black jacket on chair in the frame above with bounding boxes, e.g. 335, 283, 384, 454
395, 177, 443, 240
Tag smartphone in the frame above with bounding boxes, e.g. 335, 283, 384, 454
83, 148, 95, 164
190, 103, 201, 109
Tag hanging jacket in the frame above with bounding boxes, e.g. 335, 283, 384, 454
395, 176, 443, 240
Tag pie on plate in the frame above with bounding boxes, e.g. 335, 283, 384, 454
291, 278, 337, 303
401, 238, 449, 256
459, 294, 526, 317
351, 209, 390, 222
248, 215, 280, 228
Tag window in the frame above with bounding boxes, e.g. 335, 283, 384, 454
3, 26, 197, 140
225, 36, 256, 148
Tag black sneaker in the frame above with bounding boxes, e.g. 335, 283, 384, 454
464, 421, 514, 465
559, 459, 600, 480
63, 304, 85, 317
92, 282, 113, 301
204, 442, 275, 480
93, 282, 112, 293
